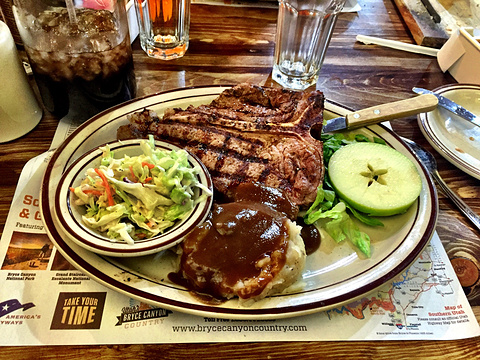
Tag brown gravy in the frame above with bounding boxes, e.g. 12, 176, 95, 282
225, 182, 299, 220
170, 182, 320, 301
179, 201, 289, 300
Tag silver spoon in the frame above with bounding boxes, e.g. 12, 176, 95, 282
401, 136, 480, 232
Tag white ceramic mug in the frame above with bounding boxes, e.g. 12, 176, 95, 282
0, 20, 42, 143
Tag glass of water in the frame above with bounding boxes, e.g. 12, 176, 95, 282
135, 0, 191, 60
272, 0, 347, 90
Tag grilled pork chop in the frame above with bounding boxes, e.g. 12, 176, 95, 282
117, 83, 325, 207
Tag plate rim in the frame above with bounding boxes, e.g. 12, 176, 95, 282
40, 85, 438, 319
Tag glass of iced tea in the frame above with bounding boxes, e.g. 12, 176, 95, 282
12, 0, 137, 121
134, 0, 190, 60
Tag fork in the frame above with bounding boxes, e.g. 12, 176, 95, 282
401, 137, 480, 232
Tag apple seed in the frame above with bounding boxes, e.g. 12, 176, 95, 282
361, 163, 388, 187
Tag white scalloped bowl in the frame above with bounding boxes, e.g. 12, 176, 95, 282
54, 139, 214, 257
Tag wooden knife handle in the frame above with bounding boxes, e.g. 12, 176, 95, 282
345, 94, 438, 128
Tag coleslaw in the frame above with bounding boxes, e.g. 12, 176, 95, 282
70, 136, 212, 244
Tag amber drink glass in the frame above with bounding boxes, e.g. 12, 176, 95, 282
134, 0, 190, 60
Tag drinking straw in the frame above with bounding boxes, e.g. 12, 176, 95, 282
65, 0, 77, 24
356, 35, 439, 57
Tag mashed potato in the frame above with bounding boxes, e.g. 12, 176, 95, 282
178, 202, 307, 305
231, 219, 306, 303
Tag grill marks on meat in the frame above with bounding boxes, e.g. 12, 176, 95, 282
117, 84, 325, 206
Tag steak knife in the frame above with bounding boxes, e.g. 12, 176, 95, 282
412, 87, 480, 129
323, 94, 438, 133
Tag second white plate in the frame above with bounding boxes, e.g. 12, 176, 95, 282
418, 83, 480, 179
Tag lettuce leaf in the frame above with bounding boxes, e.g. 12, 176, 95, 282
303, 131, 388, 257
305, 198, 371, 257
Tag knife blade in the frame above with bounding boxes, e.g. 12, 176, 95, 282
323, 94, 438, 133
412, 87, 480, 128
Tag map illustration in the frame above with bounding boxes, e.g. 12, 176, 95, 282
325, 242, 463, 333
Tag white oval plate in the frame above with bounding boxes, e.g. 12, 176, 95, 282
41, 85, 438, 320
56, 139, 213, 257
418, 83, 480, 179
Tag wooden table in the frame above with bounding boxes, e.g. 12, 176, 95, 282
1, 0, 479, 358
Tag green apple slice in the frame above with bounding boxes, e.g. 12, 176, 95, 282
328, 142, 422, 216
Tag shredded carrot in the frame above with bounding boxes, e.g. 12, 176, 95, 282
70, 187, 102, 196
95, 168, 115, 207
144, 177, 153, 183
129, 165, 137, 182
142, 162, 155, 169
82, 189, 104, 197
147, 220, 156, 228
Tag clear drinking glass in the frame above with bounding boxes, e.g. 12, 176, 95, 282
12, 0, 137, 121
135, 0, 190, 60
272, 0, 347, 90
